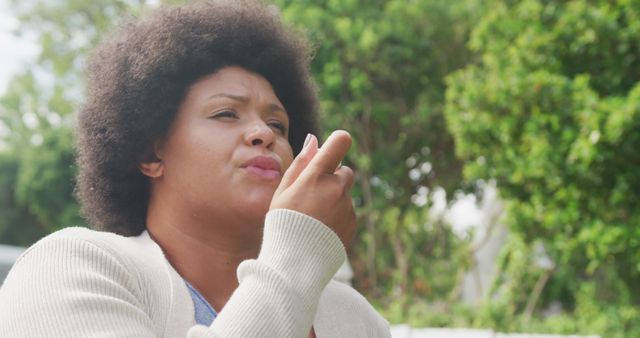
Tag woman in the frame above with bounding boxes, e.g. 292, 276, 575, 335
0, 1, 390, 337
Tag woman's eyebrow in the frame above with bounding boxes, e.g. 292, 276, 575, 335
206, 93, 249, 102
207, 93, 286, 115
268, 103, 287, 115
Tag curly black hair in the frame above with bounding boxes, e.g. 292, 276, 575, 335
75, 0, 319, 236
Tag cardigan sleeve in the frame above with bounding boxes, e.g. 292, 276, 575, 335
189, 209, 347, 337
0, 235, 160, 337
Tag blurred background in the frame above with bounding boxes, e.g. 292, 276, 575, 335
0, 0, 638, 337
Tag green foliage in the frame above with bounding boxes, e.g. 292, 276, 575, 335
273, 0, 481, 307
14, 127, 82, 229
0, 0, 152, 244
0, 152, 46, 246
380, 276, 640, 337
276, 0, 481, 193
446, 0, 640, 335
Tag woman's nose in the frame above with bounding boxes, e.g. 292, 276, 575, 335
244, 122, 276, 149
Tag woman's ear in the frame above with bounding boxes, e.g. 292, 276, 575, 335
139, 142, 164, 178
139, 160, 163, 178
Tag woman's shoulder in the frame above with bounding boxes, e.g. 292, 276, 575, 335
316, 280, 391, 337
38, 226, 141, 245
18, 226, 155, 265
1, 226, 172, 316
7, 226, 164, 287
0, 229, 189, 336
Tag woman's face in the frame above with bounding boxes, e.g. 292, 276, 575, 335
150, 66, 294, 228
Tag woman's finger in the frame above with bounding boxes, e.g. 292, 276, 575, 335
274, 134, 318, 196
307, 130, 352, 176
334, 165, 355, 191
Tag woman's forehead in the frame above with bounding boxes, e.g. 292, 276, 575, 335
185, 67, 285, 112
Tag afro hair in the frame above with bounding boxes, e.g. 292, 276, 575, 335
75, 0, 319, 236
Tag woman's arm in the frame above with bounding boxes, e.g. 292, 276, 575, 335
190, 209, 346, 337
0, 211, 346, 338
0, 235, 160, 337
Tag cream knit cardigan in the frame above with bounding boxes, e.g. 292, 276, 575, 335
0, 209, 390, 337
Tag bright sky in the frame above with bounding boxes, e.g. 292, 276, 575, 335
0, 0, 39, 95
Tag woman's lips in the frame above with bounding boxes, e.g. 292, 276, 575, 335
241, 156, 281, 180
244, 165, 281, 180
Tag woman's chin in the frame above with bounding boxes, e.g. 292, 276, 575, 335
243, 188, 276, 206
240, 198, 272, 218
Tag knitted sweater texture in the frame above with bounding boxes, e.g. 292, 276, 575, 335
0, 209, 390, 337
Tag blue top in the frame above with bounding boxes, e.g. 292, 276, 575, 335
185, 281, 218, 326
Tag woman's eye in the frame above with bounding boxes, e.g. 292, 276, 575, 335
268, 121, 287, 134
211, 110, 238, 119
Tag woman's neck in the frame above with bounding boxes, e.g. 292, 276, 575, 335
146, 206, 262, 312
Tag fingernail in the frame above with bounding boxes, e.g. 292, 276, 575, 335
303, 133, 313, 148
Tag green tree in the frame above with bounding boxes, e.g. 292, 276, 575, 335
0, 0, 157, 245
446, 0, 640, 335
274, 0, 484, 310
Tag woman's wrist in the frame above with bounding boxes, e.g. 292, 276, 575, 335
257, 208, 346, 294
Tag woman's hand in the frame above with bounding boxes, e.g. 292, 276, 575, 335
270, 130, 357, 249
